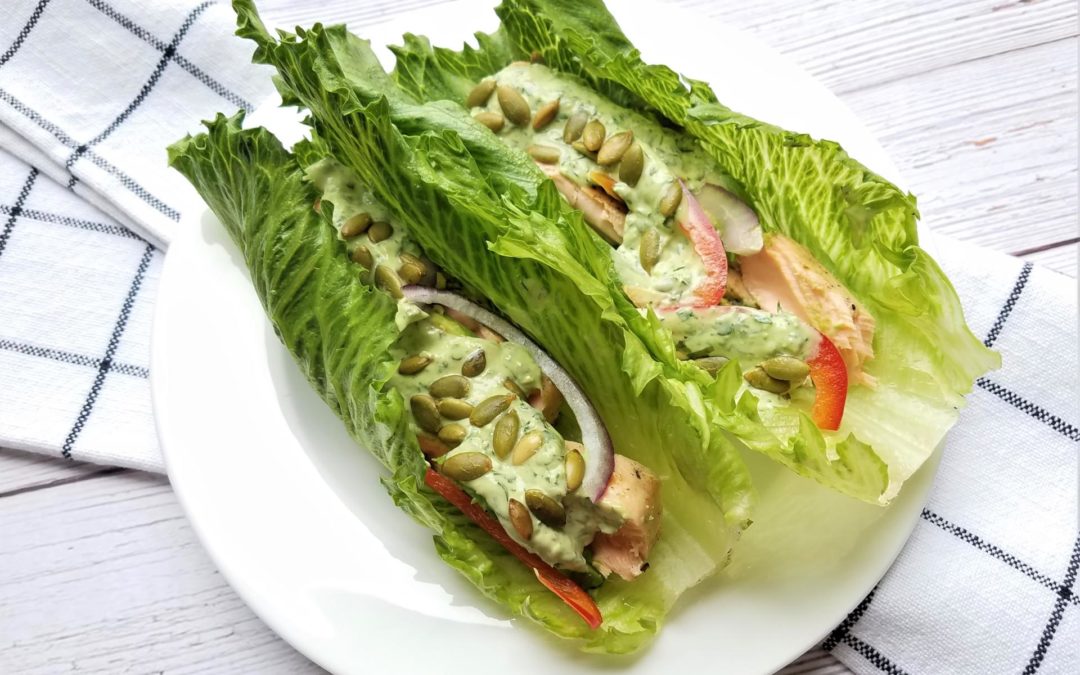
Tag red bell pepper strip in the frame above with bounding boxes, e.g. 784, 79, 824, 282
423, 467, 603, 630
806, 333, 848, 431
674, 180, 727, 308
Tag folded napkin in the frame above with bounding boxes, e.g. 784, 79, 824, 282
0, 1, 1075, 673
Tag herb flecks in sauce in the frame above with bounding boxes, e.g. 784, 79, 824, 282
660, 306, 819, 366
391, 319, 621, 571
474, 63, 731, 306
308, 159, 623, 571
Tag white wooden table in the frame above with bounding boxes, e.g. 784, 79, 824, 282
1, 1, 1075, 673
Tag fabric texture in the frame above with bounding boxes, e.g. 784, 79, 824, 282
0, 0, 1075, 672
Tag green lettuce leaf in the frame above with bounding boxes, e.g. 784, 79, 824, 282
168, 112, 615, 645
184, 2, 762, 653
389, 0, 999, 502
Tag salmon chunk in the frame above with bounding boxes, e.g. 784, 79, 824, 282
740, 234, 876, 384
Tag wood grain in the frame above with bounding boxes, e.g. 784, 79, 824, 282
0, 472, 323, 675
1022, 240, 1078, 275
0, 447, 117, 495
678, 0, 1078, 94
847, 37, 1078, 255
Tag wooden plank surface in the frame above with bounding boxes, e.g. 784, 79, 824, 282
0, 447, 118, 496
0, 0, 1075, 673
0, 472, 319, 675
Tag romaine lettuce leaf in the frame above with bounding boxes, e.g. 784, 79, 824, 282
390, 0, 999, 502
182, 2, 762, 653
168, 113, 614, 645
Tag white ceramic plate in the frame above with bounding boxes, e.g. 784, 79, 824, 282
152, 2, 940, 673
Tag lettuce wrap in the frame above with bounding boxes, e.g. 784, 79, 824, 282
169, 23, 754, 651
380, 0, 1001, 503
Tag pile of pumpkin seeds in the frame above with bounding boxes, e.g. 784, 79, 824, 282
466, 78, 678, 275
396, 311, 587, 541
336, 209, 444, 297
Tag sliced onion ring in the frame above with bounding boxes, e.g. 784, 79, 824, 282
402, 286, 615, 501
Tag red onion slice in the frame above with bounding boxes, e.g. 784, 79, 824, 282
402, 286, 615, 501
695, 183, 763, 255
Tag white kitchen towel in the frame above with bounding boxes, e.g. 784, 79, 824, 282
0, 1, 1076, 674
0, 0, 274, 248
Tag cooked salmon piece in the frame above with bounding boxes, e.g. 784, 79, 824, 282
740, 234, 876, 385
591, 455, 662, 580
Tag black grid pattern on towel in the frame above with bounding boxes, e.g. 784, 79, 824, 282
64, 1, 215, 188
0, 338, 149, 379
826, 262, 1080, 674
84, 0, 253, 112
0, 0, 252, 222
60, 242, 155, 458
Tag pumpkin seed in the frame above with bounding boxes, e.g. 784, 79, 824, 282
619, 142, 644, 186
417, 433, 450, 458
492, 410, 519, 459
474, 111, 504, 133
351, 245, 373, 269
410, 394, 441, 434
398, 261, 425, 285
761, 355, 810, 382
340, 212, 372, 238
693, 356, 729, 375
437, 423, 468, 447
368, 221, 393, 243
565, 447, 585, 492
531, 99, 560, 130
511, 430, 544, 465
503, 378, 527, 399
374, 265, 403, 299
570, 140, 597, 160
430, 374, 471, 399
582, 119, 606, 152
398, 354, 432, 375
441, 452, 492, 482
597, 130, 633, 166
466, 79, 496, 108
525, 489, 566, 527
527, 144, 561, 164
435, 272, 448, 290
563, 109, 588, 143
744, 367, 789, 394
496, 85, 531, 126
508, 498, 533, 540
659, 182, 682, 217
461, 349, 487, 377
470, 394, 514, 427
639, 228, 660, 274
436, 397, 473, 420
399, 252, 431, 285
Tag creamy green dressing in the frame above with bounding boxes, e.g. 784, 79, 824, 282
307, 158, 621, 571
660, 306, 819, 366
390, 319, 620, 571
306, 158, 425, 328
476, 63, 727, 305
